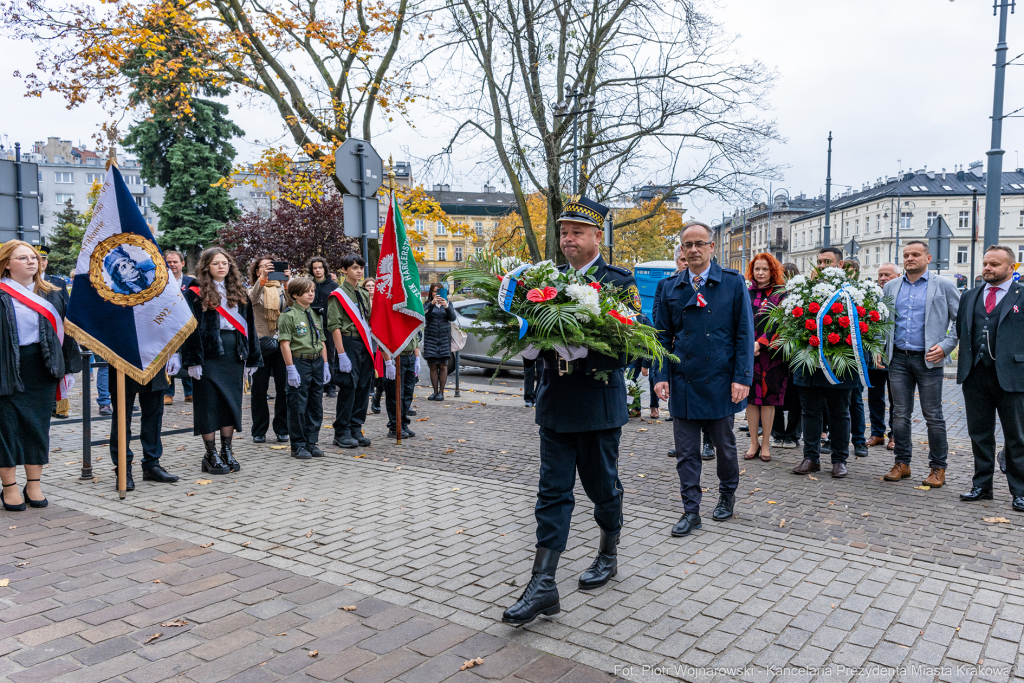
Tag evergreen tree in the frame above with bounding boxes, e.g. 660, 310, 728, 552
46, 201, 85, 276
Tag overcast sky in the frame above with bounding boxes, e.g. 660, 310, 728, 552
1, 0, 1020, 225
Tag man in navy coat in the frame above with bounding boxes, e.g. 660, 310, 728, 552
653, 222, 755, 537
503, 196, 637, 627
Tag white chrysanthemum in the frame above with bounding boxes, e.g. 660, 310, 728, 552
499, 256, 524, 272
822, 266, 846, 280
868, 283, 885, 298
787, 274, 808, 288
876, 302, 889, 318
846, 287, 866, 305
565, 283, 602, 317
812, 283, 837, 299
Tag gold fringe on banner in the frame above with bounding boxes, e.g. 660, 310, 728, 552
54, 398, 70, 417
65, 317, 197, 386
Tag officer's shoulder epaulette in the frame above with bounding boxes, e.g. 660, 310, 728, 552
605, 264, 633, 277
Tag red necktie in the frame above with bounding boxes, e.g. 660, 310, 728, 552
985, 286, 998, 314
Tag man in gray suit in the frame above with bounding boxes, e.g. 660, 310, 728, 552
882, 240, 960, 488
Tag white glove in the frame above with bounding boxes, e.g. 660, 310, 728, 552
322, 362, 332, 385
165, 353, 181, 376
553, 345, 588, 362
337, 352, 353, 373
286, 364, 301, 387
385, 359, 396, 380
414, 356, 421, 377
245, 366, 258, 382
63, 374, 75, 393
520, 345, 541, 360
188, 365, 203, 380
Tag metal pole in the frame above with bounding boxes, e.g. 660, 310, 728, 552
14, 142, 24, 241
984, 0, 1015, 250
824, 132, 833, 248
571, 99, 579, 197
116, 370, 127, 499
454, 351, 461, 397
767, 184, 773, 256
395, 355, 402, 445
895, 197, 902, 265
357, 143, 369, 266
971, 189, 979, 286
80, 352, 93, 480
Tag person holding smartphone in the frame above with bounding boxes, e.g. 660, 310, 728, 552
248, 255, 292, 444
422, 282, 456, 401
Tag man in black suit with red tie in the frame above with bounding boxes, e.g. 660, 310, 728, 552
955, 245, 1024, 512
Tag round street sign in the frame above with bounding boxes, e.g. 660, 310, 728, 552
334, 138, 383, 197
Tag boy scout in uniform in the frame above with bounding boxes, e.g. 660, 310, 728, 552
383, 336, 422, 439
327, 253, 374, 449
278, 277, 332, 459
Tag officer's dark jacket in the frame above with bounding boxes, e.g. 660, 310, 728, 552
651, 261, 754, 420
956, 280, 1024, 391
535, 255, 634, 433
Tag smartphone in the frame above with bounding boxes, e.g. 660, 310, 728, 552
268, 260, 289, 282
437, 284, 448, 299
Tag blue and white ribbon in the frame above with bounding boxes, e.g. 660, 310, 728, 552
497, 263, 533, 339
816, 284, 873, 389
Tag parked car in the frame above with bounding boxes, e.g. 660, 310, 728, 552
450, 298, 523, 371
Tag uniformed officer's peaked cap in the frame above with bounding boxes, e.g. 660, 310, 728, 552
557, 196, 609, 228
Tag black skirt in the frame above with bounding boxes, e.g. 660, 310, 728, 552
0, 343, 58, 467
193, 330, 244, 435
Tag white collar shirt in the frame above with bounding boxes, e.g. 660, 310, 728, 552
984, 278, 1013, 308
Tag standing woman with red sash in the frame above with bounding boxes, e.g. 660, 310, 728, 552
0, 241, 82, 511
182, 247, 262, 475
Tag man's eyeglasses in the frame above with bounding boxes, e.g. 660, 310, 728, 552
11, 256, 39, 263
681, 241, 712, 250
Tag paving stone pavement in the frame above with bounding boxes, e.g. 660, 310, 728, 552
17, 371, 1024, 682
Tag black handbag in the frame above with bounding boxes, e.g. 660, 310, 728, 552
259, 335, 279, 356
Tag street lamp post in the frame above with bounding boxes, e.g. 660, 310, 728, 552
984, 0, 1015, 250
824, 132, 833, 247
552, 86, 597, 197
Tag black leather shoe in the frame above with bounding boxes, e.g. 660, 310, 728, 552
352, 432, 371, 447
142, 465, 179, 483
406, 408, 417, 416
578, 531, 618, 589
292, 447, 312, 459
202, 440, 230, 475
854, 445, 868, 458
831, 462, 848, 478
792, 459, 821, 475
388, 427, 415, 439
252, 435, 266, 444
1, 483, 26, 512
671, 512, 702, 537
22, 479, 47, 508
333, 435, 359, 449
308, 445, 324, 457
820, 439, 832, 454
114, 469, 135, 491
712, 493, 734, 521
1013, 496, 1024, 512
998, 448, 1007, 474
325, 386, 338, 398
667, 449, 676, 458
960, 487, 993, 502
276, 433, 289, 443
221, 436, 239, 472
502, 548, 561, 626
701, 442, 715, 461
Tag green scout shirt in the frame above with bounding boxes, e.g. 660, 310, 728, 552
327, 280, 371, 336
278, 303, 324, 356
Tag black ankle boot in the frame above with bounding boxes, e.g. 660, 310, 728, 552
578, 531, 618, 589
502, 548, 561, 626
371, 389, 382, 414
221, 435, 239, 472
202, 440, 230, 475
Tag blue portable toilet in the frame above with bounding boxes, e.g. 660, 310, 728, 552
632, 260, 678, 321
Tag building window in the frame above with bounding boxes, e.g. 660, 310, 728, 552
249, 190, 267, 198
86, 173, 104, 184
454, 246, 463, 261
1018, 245, 1024, 263
437, 246, 447, 261
414, 219, 425, 232
854, 219, 860, 235
960, 211, 970, 229
927, 211, 938, 227
475, 247, 483, 256
1019, 210, 1024, 228
876, 215, 881, 232
900, 212, 912, 231
875, 246, 881, 264
957, 246, 969, 264
123, 174, 142, 186
436, 223, 446, 236
54, 172, 73, 183
474, 221, 483, 236
135, 196, 148, 207
55, 193, 74, 205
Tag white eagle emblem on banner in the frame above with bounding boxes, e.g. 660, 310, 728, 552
377, 253, 395, 299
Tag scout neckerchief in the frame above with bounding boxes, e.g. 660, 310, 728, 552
0, 278, 71, 402
300, 305, 321, 346
189, 286, 248, 337
329, 287, 375, 356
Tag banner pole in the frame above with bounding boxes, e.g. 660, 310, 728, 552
395, 355, 402, 445
116, 370, 127, 499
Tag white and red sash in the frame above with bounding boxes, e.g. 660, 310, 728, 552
0, 278, 70, 400
329, 288, 375, 356
189, 286, 248, 337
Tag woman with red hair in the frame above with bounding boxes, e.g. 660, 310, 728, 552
744, 253, 788, 462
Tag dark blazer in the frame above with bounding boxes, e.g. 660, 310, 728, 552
0, 288, 82, 396
178, 275, 196, 292
956, 281, 1024, 392
181, 288, 263, 369
45, 274, 69, 303
535, 255, 634, 433
651, 261, 754, 420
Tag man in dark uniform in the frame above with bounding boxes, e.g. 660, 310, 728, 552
38, 248, 69, 302
110, 353, 182, 489
503, 197, 637, 627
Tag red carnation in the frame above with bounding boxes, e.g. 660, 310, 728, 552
838, 316, 851, 328
808, 302, 821, 314
608, 310, 635, 325
859, 321, 869, 333
845, 334, 853, 345
869, 310, 881, 322
808, 335, 820, 347
827, 332, 841, 345
792, 307, 804, 317
831, 302, 844, 314
856, 305, 866, 317
527, 286, 558, 303
588, 282, 602, 291
822, 314, 833, 325
804, 319, 817, 331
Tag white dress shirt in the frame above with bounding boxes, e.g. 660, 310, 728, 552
574, 253, 602, 277
213, 280, 241, 330
687, 264, 712, 288
984, 278, 1012, 308
2, 278, 40, 345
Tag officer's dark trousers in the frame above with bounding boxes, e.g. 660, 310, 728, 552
251, 347, 288, 438
333, 336, 373, 438
673, 416, 738, 514
384, 357, 416, 430
963, 363, 1024, 497
801, 386, 851, 464
287, 357, 324, 449
535, 426, 623, 552
109, 383, 163, 472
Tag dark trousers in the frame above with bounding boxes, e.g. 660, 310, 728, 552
109, 383, 163, 472
800, 386, 851, 464
333, 336, 373, 438
535, 426, 623, 552
867, 368, 892, 438
384, 356, 416, 430
963, 363, 1024, 497
286, 357, 324, 449
889, 351, 948, 469
772, 380, 800, 440
850, 385, 866, 447
251, 347, 288, 438
524, 358, 542, 403
673, 416, 738, 514
164, 376, 193, 398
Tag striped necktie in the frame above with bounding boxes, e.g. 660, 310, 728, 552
692, 275, 703, 292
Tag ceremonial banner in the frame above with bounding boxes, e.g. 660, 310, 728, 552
370, 191, 424, 356
66, 166, 196, 384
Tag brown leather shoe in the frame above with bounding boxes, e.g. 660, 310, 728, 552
163, 395, 173, 405
832, 462, 848, 478
922, 468, 945, 488
886, 438, 895, 451
792, 459, 821, 475
883, 462, 911, 481
866, 436, 885, 447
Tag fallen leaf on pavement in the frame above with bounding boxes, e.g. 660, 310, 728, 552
199, 543, 214, 548
161, 619, 189, 627
241, 542, 250, 547
92, 477, 99, 483
451, 487, 460, 491
395, 467, 402, 470
808, 475, 819, 481
457, 439, 467, 443
0, 579, 9, 587
53, 446, 62, 452
780, 519, 786, 527
467, 421, 475, 424
144, 633, 162, 644
270, 445, 288, 450
828, 501, 835, 505
187, 492, 196, 496
637, 428, 648, 432
862, 512, 869, 517
460, 658, 484, 671
444, 449, 455, 454
153, 579, 161, 583
914, 485, 931, 490
7, 526, 14, 529
983, 517, 1013, 524
196, 479, 212, 485
767, 501, 777, 504
308, 650, 319, 657
637, 474, 646, 478
15, 562, 29, 567
65, 461, 78, 465
305, 529, 313, 538
341, 605, 357, 611
739, 469, 746, 475
298, 499, 306, 502
321, 499, 328, 502
750, 488, 761, 493
353, 454, 366, 458
276, 633, 287, 636
176, 445, 187, 451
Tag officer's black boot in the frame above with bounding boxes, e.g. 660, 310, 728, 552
502, 548, 561, 626
578, 530, 618, 589
221, 434, 240, 472
202, 439, 230, 475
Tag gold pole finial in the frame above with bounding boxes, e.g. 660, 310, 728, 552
386, 154, 396, 193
